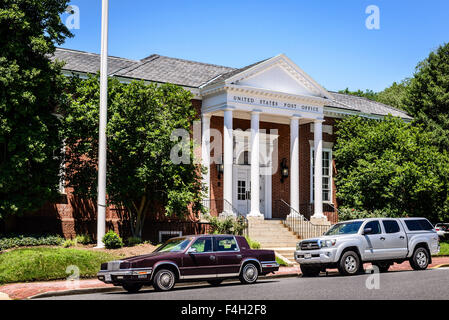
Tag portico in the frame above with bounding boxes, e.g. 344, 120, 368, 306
199, 54, 331, 223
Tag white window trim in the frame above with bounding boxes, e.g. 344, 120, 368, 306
310, 146, 333, 204
158, 231, 183, 243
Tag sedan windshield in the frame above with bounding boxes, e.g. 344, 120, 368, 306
325, 221, 363, 236
155, 237, 192, 253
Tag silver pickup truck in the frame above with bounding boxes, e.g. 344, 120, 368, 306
295, 218, 440, 277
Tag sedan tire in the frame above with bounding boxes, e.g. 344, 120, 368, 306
239, 263, 259, 285
153, 269, 176, 291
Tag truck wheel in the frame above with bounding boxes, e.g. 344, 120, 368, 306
207, 280, 224, 286
373, 263, 391, 273
239, 263, 259, 284
410, 247, 430, 271
153, 269, 176, 291
338, 251, 361, 276
300, 265, 321, 277
122, 283, 143, 293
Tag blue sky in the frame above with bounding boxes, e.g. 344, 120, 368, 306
61, 0, 449, 92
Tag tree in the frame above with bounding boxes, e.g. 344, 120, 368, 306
62, 76, 205, 238
0, 0, 72, 219
334, 116, 449, 222
405, 43, 449, 151
377, 80, 410, 110
338, 88, 378, 101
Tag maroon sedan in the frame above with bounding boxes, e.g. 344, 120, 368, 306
97, 234, 279, 293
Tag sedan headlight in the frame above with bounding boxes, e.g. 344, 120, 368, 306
320, 239, 336, 248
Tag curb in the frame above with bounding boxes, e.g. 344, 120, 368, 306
431, 264, 449, 269
29, 272, 300, 300
0, 292, 11, 300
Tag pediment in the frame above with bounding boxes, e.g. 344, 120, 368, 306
225, 55, 332, 100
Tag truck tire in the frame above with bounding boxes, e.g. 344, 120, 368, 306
122, 283, 143, 293
153, 269, 176, 291
300, 265, 321, 277
373, 262, 391, 273
239, 263, 259, 284
338, 251, 361, 276
410, 247, 430, 271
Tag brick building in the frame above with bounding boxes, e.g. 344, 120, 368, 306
13, 48, 411, 241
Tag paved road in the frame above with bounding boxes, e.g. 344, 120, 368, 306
40, 268, 449, 300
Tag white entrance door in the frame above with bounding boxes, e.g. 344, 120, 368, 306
233, 166, 267, 217
234, 166, 251, 216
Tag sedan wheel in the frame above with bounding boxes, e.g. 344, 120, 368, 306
153, 269, 176, 291
240, 263, 259, 284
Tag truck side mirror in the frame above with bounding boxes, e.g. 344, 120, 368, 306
363, 228, 373, 235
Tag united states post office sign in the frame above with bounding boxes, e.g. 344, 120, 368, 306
231, 95, 323, 114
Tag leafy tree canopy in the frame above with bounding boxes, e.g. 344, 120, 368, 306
405, 43, 449, 151
0, 0, 72, 218
62, 76, 205, 238
334, 116, 449, 222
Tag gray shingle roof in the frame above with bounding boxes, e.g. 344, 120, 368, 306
53, 48, 411, 119
327, 92, 412, 119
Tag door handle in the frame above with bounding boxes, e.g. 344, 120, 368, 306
380, 237, 386, 241
237, 255, 242, 259
399, 236, 405, 240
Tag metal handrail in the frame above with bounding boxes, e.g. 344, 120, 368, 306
277, 200, 331, 240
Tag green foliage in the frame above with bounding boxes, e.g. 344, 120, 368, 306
405, 43, 449, 151
338, 208, 389, 222
0, 234, 63, 251
439, 242, 449, 256
338, 88, 378, 101
245, 237, 261, 249
377, 80, 410, 110
102, 231, 124, 249
0, 247, 119, 285
62, 239, 76, 248
75, 234, 93, 245
126, 237, 142, 247
276, 256, 289, 267
62, 76, 205, 238
0, 0, 72, 218
334, 116, 449, 222
205, 215, 247, 236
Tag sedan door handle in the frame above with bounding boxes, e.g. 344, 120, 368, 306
210, 256, 216, 261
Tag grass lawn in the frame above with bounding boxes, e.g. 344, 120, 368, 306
0, 247, 119, 285
439, 241, 449, 256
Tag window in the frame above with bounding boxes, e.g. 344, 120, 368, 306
214, 236, 239, 252
237, 181, 247, 200
190, 237, 213, 253
155, 237, 191, 253
311, 149, 332, 203
325, 221, 363, 235
405, 219, 434, 231
383, 220, 400, 234
365, 221, 381, 234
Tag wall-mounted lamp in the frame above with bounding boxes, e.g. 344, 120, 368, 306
217, 155, 224, 180
281, 158, 289, 183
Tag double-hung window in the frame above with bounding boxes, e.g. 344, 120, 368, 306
311, 148, 332, 203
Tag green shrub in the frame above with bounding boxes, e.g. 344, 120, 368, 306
126, 237, 142, 247
102, 231, 124, 249
0, 234, 64, 251
75, 234, 92, 245
338, 208, 389, 222
62, 239, 76, 248
205, 215, 247, 235
245, 237, 261, 249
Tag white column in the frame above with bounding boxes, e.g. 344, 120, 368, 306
249, 111, 263, 217
223, 109, 234, 215
289, 117, 300, 217
201, 114, 211, 202
314, 120, 324, 218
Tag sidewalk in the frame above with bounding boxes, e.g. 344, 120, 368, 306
1, 256, 448, 300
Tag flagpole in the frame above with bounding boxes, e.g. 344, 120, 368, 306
96, 0, 109, 248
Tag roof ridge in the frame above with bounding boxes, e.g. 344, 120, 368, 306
55, 47, 138, 63
143, 54, 236, 70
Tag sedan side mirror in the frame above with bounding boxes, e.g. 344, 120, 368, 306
363, 228, 373, 235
